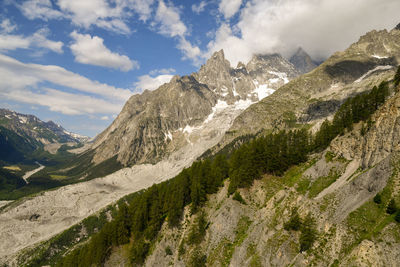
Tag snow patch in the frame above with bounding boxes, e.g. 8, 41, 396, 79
164, 131, 173, 141
204, 100, 229, 124
372, 55, 388, 59
253, 84, 275, 100
18, 116, 27, 124
268, 71, 289, 84
5, 115, 11, 119
355, 65, 393, 83
233, 99, 254, 110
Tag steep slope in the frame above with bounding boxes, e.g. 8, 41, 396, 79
289, 47, 318, 74
217, 27, 400, 153
32, 68, 400, 267
123, 68, 400, 267
90, 50, 299, 167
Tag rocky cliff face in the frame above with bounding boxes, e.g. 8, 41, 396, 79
91, 50, 300, 166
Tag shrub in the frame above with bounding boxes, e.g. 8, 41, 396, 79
233, 191, 246, 204
165, 246, 173, 256
386, 199, 397, 215
284, 208, 302, 231
373, 193, 382, 204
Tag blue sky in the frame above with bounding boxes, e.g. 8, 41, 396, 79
0, 0, 399, 137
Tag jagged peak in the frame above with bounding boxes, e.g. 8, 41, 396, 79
211, 49, 225, 60
292, 47, 308, 57
236, 61, 246, 69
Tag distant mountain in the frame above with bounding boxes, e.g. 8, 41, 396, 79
289, 47, 319, 74
0, 108, 88, 164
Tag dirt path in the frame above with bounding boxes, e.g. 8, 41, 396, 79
22, 162, 45, 184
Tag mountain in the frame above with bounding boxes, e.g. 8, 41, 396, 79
0, 109, 88, 146
21, 65, 400, 267
214, 27, 400, 155
89, 50, 300, 167
0, 109, 88, 164
289, 47, 318, 74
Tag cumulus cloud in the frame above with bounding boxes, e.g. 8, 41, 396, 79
154, 0, 202, 64
134, 69, 175, 91
155, 0, 187, 37
19, 0, 155, 34
0, 28, 63, 53
219, 0, 242, 19
192, 1, 208, 14
19, 0, 64, 20
70, 31, 138, 71
207, 0, 400, 66
0, 54, 132, 115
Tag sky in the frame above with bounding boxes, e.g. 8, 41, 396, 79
0, 0, 399, 137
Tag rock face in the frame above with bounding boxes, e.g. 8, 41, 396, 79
217, 27, 400, 151
289, 47, 318, 74
91, 50, 300, 166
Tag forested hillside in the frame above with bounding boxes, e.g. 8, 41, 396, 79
36, 67, 400, 267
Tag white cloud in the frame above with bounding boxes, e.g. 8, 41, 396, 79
57, 0, 129, 34
153, 0, 202, 65
155, 0, 187, 37
207, 0, 400, 65
177, 37, 202, 64
134, 73, 174, 91
125, 0, 155, 21
192, 1, 208, 14
100, 115, 109, 120
0, 54, 132, 115
219, 0, 242, 19
0, 19, 17, 33
19, 0, 155, 34
31, 28, 63, 53
0, 28, 63, 53
19, 0, 64, 20
70, 31, 138, 71
149, 68, 176, 75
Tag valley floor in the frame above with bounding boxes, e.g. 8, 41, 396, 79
0, 104, 244, 265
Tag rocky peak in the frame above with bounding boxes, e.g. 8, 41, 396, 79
395, 22, 400, 31
289, 47, 318, 74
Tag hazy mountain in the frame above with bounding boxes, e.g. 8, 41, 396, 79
289, 47, 319, 74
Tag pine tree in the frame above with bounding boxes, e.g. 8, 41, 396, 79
299, 213, 317, 252
386, 199, 397, 214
